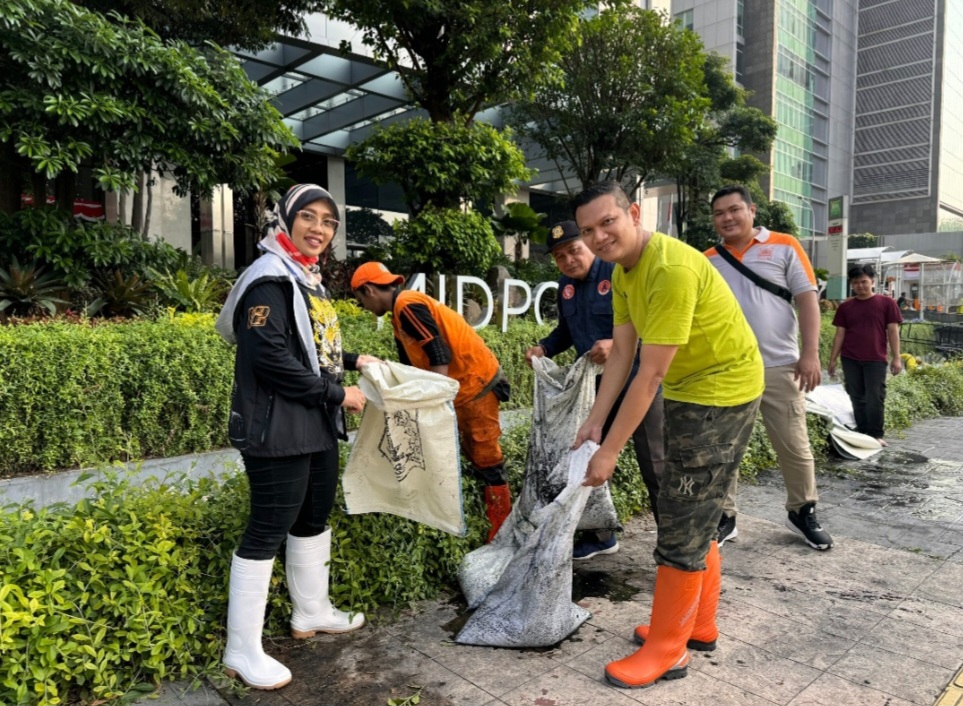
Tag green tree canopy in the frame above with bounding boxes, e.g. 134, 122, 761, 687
666, 52, 778, 243
346, 117, 532, 214
74, 0, 319, 51
0, 0, 298, 214
510, 5, 710, 194
316, 0, 592, 122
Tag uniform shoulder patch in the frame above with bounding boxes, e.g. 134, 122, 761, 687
598, 279, 611, 295
248, 305, 270, 328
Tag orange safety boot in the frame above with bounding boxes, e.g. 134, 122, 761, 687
483, 484, 512, 543
633, 540, 720, 651
605, 564, 702, 689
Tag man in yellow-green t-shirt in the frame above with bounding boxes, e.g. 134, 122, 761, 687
572, 181, 763, 691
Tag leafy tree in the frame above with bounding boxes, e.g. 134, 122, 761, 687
388, 206, 502, 277
510, 5, 710, 195
0, 0, 299, 215
490, 202, 549, 263
316, 0, 592, 123
75, 0, 319, 51
346, 118, 531, 214
848, 233, 878, 249
668, 52, 778, 243
346, 207, 393, 245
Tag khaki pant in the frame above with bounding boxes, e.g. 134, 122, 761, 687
722, 364, 818, 516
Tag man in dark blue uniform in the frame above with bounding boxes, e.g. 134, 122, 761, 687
526, 220, 665, 559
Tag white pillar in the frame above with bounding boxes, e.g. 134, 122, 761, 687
213, 185, 234, 269
327, 156, 348, 261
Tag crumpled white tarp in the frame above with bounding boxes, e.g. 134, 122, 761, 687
343, 361, 466, 535
805, 383, 883, 460
454, 444, 596, 647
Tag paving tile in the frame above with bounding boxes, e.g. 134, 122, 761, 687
787, 673, 918, 706
860, 616, 963, 671
626, 667, 782, 706
562, 636, 641, 682
889, 595, 963, 638
715, 597, 855, 670
402, 640, 560, 698
827, 643, 954, 705
581, 596, 652, 640
497, 663, 642, 706
723, 561, 890, 642
687, 637, 823, 704
914, 562, 963, 607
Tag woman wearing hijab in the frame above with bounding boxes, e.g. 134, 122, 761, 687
216, 184, 376, 690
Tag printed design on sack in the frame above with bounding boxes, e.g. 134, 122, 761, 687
677, 475, 695, 496
247, 306, 270, 328
378, 410, 425, 482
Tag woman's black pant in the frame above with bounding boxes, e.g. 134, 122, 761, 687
236, 448, 340, 561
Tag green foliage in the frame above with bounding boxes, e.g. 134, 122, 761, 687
150, 268, 230, 313
848, 233, 877, 249
87, 271, 154, 318
346, 119, 532, 215
346, 207, 394, 245
316, 0, 590, 122
0, 257, 68, 316
512, 5, 710, 193
0, 208, 183, 290
0, 0, 298, 212
75, 0, 318, 51
388, 206, 503, 278
0, 469, 248, 705
491, 202, 550, 264
666, 52, 778, 243
0, 316, 232, 476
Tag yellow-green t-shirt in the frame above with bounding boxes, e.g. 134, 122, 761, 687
612, 232, 764, 406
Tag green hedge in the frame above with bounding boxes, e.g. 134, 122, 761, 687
0, 310, 565, 478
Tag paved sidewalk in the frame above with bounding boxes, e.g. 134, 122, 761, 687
148, 417, 963, 706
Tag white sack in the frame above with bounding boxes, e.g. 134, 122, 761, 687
343, 361, 466, 535
455, 444, 596, 647
517, 354, 620, 532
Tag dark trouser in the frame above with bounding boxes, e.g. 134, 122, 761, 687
657, 397, 760, 572
841, 357, 888, 439
603, 386, 666, 525
236, 448, 340, 561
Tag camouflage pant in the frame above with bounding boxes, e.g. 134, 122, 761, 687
655, 396, 761, 572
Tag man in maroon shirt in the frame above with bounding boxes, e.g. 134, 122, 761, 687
828, 264, 903, 445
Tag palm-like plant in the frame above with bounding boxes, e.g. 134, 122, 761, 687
0, 258, 68, 316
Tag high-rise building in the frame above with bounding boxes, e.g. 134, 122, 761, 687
668, 0, 858, 242
850, 0, 963, 236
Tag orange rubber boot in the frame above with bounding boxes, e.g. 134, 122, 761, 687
634, 540, 720, 651
606, 565, 702, 688
484, 484, 512, 543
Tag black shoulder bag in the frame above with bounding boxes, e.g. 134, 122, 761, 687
714, 245, 793, 304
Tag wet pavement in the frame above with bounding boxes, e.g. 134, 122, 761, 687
148, 416, 963, 706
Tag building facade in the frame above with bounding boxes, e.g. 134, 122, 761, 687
850, 0, 963, 236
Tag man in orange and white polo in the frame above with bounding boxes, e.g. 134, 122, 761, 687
706, 184, 833, 551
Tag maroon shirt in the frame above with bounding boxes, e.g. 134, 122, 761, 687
832, 294, 903, 362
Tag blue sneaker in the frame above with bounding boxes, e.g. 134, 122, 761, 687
573, 534, 619, 561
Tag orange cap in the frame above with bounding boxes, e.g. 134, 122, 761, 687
351, 261, 405, 290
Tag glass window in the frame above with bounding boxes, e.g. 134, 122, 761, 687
675, 9, 694, 31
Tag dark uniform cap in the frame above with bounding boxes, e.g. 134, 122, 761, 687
548, 220, 581, 252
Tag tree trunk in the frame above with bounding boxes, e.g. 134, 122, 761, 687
131, 171, 145, 232
54, 171, 77, 214
119, 191, 128, 226
0, 141, 23, 215
31, 172, 47, 210
142, 178, 153, 239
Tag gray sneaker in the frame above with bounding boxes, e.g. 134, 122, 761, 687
717, 514, 738, 547
787, 503, 833, 550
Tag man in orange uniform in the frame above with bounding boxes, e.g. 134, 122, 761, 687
351, 262, 512, 542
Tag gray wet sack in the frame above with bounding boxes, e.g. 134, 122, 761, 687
520, 354, 621, 533
454, 443, 597, 647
